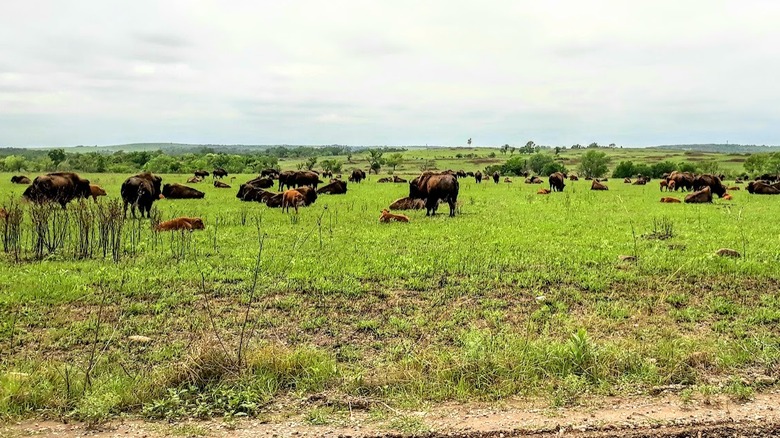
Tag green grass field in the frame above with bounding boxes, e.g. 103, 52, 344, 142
1, 153, 778, 425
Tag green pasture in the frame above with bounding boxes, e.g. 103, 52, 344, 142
0, 170, 778, 423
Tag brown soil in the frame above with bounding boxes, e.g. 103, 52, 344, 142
5, 392, 780, 437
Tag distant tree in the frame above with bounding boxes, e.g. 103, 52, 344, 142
305, 156, 318, 170
579, 150, 610, 178
488, 151, 496, 158
467, 138, 472, 146
651, 161, 677, 178
541, 162, 567, 176
587, 142, 599, 149
419, 159, 437, 171
500, 144, 510, 155
571, 144, 582, 149
455, 153, 463, 159
612, 161, 636, 178
527, 153, 555, 175
743, 154, 767, 174
633, 164, 653, 178
347, 152, 353, 163
48, 148, 66, 167
554, 146, 561, 155
320, 159, 342, 173
763, 152, 780, 175
384, 153, 403, 171
678, 162, 698, 173
509, 147, 516, 156
698, 160, 721, 175
367, 150, 385, 174
609, 143, 616, 148
501, 156, 528, 176
3, 155, 26, 172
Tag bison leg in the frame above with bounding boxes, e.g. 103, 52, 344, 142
448, 199, 456, 217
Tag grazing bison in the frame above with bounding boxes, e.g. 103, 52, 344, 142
549, 172, 566, 192
162, 183, 205, 199
659, 180, 668, 191
569, 174, 579, 181
155, 217, 205, 232
379, 209, 409, 223
660, 197, 681, 203
684, 186, 712, 203
260, 168, 279, 179
591, 180, 609, 191
121, 172, 163, 218
214, 180, 231, 188
537, 188, 550, 195
282, 190, 306, 213
349, 169, 366, 183
410, 172, 459, 217
213, 168, 228, 179
668, 180, 676, 191
746, 181, 780, 195
186, 176, 203, 183
89, 184, 107, 202
492, 171, 500, 184
466, 171, 474, 177
277, 170, 297, 190
11, 175, 31, 184
25, 172, 92, 208
194, 170, 209, 178
322, 170, 333, 179
669, 171, 694, 191
456, 170, 467, 179
693, 174, 726, 198
317, 180, 348, 195
475, 171, 483, 183
389, 197, 426, 210
294, 170, 324, 188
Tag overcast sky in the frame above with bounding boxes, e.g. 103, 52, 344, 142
1, 1, 779, 147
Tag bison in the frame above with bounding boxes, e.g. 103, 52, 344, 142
186, 176, 203, 183
660, 197, 681, 203
693, 174, 726, 198
548, 172, 566, 192
492, 171, 500, 184
260, 168, 279, 179
377, 177, 392, 183
684, 186, 712, 203
746, 181, 780, 195
194, 170, 209, 178
591, 180, 608, 191
89, 184, 107, 202
25, 172, 92, 208
379, 209, 409, 223
669, 171, 694, 191
213, 180, 231, 188
624, 177, 632, 183
121, 172, 162, 218
155, 217, 205, 232
475, 171, 483, 183
282, 190, 305, 213
11, 175, 31, 184
659, 180, 668, 191
569, 174, 579, 181
213, 168, 228, 179
537, 188, 550, 195
162, 183, 205, 199
389, 197, 426, 210
349, 169, 366, 183
410, 172, 459, 217
504, 177, 513, 183
317, 180, 348, 195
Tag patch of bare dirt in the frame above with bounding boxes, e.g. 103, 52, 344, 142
6, 392, 780, 438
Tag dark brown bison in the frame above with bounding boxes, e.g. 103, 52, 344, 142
213, 168, 228, 179
194, 170, 209, 178
349, 169, 366, 183
321, 170, 333, 179
294, 186, 317, 206
456, 170, 467, 178
278, 170, 297, 190
746, 181, 780, 195
162, 183, 205, 199
121, 172, 162, 218
466, 171, 474, 177
669, 171, 694, 191
11, 175, 31, 184
317, 180, 348, 195
684, 186, 712, 203
693, 174, 726, 198
389, 197, 426, 210
410, 172, 459, 217
475, 171, 483, 183
213, 180, 231, 188
294, 171, 324, 188
392, 175, 407, 183
525, 176, 543, 184
632, 177, 647, 185
569, 174, 579, 181
377, 177, 392, 183
624, 177, 632, 183
548, 172, 566, 192
25, 172, 92, 208
492, 171, 500, 184
591, 180, 608, 191
260, 168, 279, 179
246, 176, 274, 189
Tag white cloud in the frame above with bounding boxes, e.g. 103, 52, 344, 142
1, 0, 780, 146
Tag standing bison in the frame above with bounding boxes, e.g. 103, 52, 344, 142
548, 172, 566, 192
194, 170, 209, 178
24, 172, 92, 207
349, 169, 366, 183
121, 172, 163, 218
475, 171, 482, 184
668, 171, 694, 191
693, 174, 726, 198
212, 168, 228, 179
409, 172, 459, 217
492, 171, 500, 184
162, 183, 205, 199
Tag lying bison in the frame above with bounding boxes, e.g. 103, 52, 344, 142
162, 183, 205, 199
389, 197, 426, 210
684, 186, 712, 203
591, 180, 608, 191
25, 172, 92, 208
660, 197, 681, 203
121, 172, 163, 218
410, 172, 459, 217
214, 180, 231, 188
317, 180, 347, 195
11, 175, 31, 184
746, 181, 780, 195
549, 172, 566, 192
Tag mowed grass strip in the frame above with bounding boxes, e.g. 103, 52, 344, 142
0, 171, 779, 421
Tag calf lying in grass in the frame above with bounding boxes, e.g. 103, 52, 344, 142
155, 217, 205, 232
379, 209, 409, 223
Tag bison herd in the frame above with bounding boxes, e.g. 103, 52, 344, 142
7, 166, 780, 227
